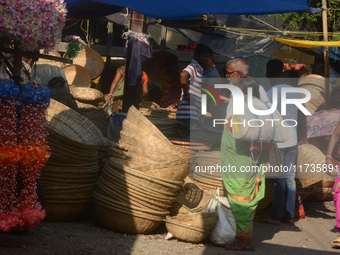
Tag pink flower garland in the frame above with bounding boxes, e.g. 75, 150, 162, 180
17, 79, 50, 230
0, 75, 50, 232
0, 74, 22, 231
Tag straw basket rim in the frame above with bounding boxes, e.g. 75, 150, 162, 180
69, 86, 104, 102
47, 99, 104, 146
63, 64, 92, 88
71, 47, 104, 79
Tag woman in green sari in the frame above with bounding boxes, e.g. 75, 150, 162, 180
221, 77, 270, 251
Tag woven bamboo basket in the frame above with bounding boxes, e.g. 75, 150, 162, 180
96, 178, 173, 211
100, 173, 177, 204
73, 100, 99, 110
40, 172, 97, 182
47, 99, 104, 147
165, 212, 217, 243
63, 64, 92, 88
305, 178, 336, 202
47, 137, 100, 159
140, 101, 160, 110
296, 144, 329, 188
93, 199, 163, 234
33, 50, 67, 86
121, 118, 179, 155
137, 158, 190, 181
303, 87, 326, 114
297, 75, 331, 114
42, 164, 99, 173
145, 116, 180, 137
192, 178, 224, 196
106, 147, 159, 166
45, 187, 94, 200
69, 87, 104, 102
43, 183, 95, 193
170, 189, 213, 215
45, 199, 92, 222
93, 191, 166, 234
71, 47, 104, 79
110, 156, 189, 181
106, 160, 183, 194
102, 164, 178, 197
150, 108, 177, 119
297, 74, 329, 91
75, 107, 108, 136
119, 126, 178, 156
126, 106, 177, 148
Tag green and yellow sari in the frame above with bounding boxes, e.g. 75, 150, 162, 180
220, 127, 269, 242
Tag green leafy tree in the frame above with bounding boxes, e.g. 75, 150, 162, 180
277, 0, 340, 40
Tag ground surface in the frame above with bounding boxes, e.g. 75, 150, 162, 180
1, 198, 340, 255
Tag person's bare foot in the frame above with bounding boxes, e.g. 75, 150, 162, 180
283, 219, 295, 226
264, 216, 281, 226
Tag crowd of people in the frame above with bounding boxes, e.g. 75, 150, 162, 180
107, 44, 340, 251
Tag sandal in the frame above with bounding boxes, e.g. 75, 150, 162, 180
332, 236, 340, 247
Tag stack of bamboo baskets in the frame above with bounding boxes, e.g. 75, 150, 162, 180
93, 106, 190, 234
69, 86, 108, 136
297, 74, 331, 114
41, 99, 104, 221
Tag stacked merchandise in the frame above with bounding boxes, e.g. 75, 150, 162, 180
166, 186, 217, 243
93, 106, 190, 234
41, 99, 104, 221
69, 86, 108, 136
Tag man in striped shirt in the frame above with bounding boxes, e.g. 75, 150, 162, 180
176, 44, 213, 138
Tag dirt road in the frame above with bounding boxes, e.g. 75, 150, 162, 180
1, 199, 340, 255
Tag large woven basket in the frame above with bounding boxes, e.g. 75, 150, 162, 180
170, 189, 213, 215
96, 177, 173, 211
102, 163, 178, 198
47, 99, 104, 146
126, 106, 177, 148
63, 64, 92, 87
296, 144, 329, 188
74, 107, 108, 136
71, 47, 104, 79
44, 199, 92, 222
165, 212, 217, 243
33, 50, 67, 86
93, 191, 165, 234
106, 160, 183, 194
297, 74, 331, 114
297, 74, 328, 91
69, 87, 104, 102
305, 178, 336, 202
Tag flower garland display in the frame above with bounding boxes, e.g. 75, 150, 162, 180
0, 73, 51, 232
0, 74, 21, 232
64, 35, 87, 59
0, 0, 67, 52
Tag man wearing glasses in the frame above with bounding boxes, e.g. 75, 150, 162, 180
225, 58, 269, 103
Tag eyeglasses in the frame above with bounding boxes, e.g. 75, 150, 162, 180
225, 70, 239, 76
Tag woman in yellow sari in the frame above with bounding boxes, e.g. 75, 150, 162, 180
221, 77, 270, 251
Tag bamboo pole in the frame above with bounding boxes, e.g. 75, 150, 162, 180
322, 0, 330, 109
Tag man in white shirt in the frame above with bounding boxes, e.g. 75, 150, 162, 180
265, 59, 307, 226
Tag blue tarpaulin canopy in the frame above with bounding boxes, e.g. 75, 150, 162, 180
64, 0, 312, 20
